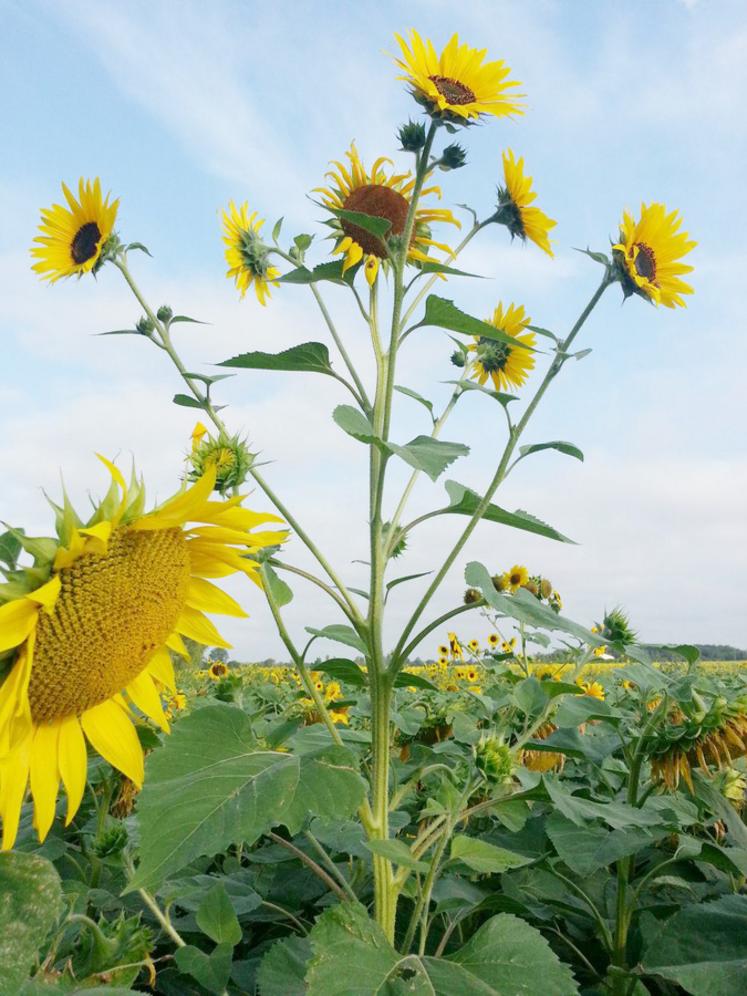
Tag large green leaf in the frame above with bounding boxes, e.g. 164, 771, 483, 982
330, 207, 392, 241
543, 777, 661, 831
641, 895, 747, 995
546, 813, 659, 878
305, 903, 578, 995
127, 706, 366, 891
364, 838, 430, 873
332, 405, 380, 446
444, 481, 575, 543
389, 437, 470, 481
257, 936, 312, 996
218, 342, 334, 376
0, 852, 63, 996
421, 296, 535, 351
450, 835, 534, 874
312, 658, 367, 687
195, 882, 241, 946
0, 529, 23, 568
174, 943, 233, 994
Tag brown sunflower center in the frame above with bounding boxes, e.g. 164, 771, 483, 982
28, 527, 191, 723
70, 221, 102, 265
634, 242, 657, 282
341, 184, 410, 258
429, 74, 476, 106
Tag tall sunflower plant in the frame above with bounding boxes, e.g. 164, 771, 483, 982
6, 26, 702, 992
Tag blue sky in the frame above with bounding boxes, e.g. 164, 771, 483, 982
1, 0, 746, 657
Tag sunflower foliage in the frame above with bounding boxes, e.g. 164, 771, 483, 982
3, 22, 737, 996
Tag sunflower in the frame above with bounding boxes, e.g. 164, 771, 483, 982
495, 151, 556, 257
467, 639, 480, 654
437, 644, 449, 657
208, 661, 229, 681
0, 458, 287, 849
468, 302, 536, 392
487, 633, 500, 649
447, 631, 463, 661
31, 178, 119, 283
437, 655, 449, 667
393, 30, 524, 123
314, 143, 459, 286
520, 722, 564, 773
221, 201, 280, 305
577, 679, 605, 701
593, 645, 608, 658
612, 203, 696, 308
507, 565, 529, 592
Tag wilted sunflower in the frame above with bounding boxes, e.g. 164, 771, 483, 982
314, 143, 459, 285
31, 178, 119, 283
468, 302, 536, 392
0, 458, 286, 849
495, 151, 556, 257
393, 30, 524, 123
222, 201, 280, 305
612, 203, 696, 309
520, 722, 565, 773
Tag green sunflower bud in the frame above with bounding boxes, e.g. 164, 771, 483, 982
463, 587, 482, 605
450, 350, 466, 368
189, 430, 254, 493
135, 315, 155, 335
398, 120, 427, 152
540, 578, 553, 600
156, 304, 173, 322
475, 734, 513, 783
439, 142, 467, 171
92, 822, 128, 857
382, 521, 408, 559
492, 573, 509, 592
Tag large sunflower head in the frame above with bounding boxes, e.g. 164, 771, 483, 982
0, 458, 287, 849
31, 178, 119, 283
222, 201, 280, 305
612, 203, 696, 309
494, 150, 556, 257
314, 143, 460, 286
393, 30, 524, 123
468, 302, 536, 392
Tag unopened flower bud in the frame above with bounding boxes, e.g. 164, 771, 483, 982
398, 120, 427, 152
157, 304, 173, 322
475, 734, 513, 783
450, 350, 466, 368
439, 142, 467, 171
136, 315, 155, 335
463, 587, 481, 605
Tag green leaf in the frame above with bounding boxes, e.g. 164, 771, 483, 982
312, 658, 367, 687
183, 371, 235, 386
257, 936, 312, 996
365, 838, 430, 872
0, 852, 63, 996
125, 241, 152, 256
386, 570, 432, 595
195, 883, 241, 946
641, 894, 747, 995
171, 314, 208, 325
421, 296, 535, 351
527, 324, 560, 342
0, 530, 22, 568
271, 216, 284, 242
394, 385, 435, 419
543, 776, 661, 831
174, 943, 233, 994
305, 624, 367, 654
389, 436, 469, 481
445, 481, 575, 543
282, 745, 368, 836
332, 405, 380, 446
263, 563, 293, 608
546, 813, 658, 878
329, 207, 392, 240
172, 393, 205, 409
278, 260, 358, 286
519, 441, 584, 462
393, 670, 438, 691
445, 379, 518, 407
294, 233, 313, 252
414, 260, 483, 279
450, 835, 534, 874
218, 342, 334, 376
576, 247, 611, 267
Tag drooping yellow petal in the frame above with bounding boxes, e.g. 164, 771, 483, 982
186, 577, 248, 617
176, 606, 232, 649
29, 723, 61, 841
148, 647, 177, 691
58, 716, 88, 825
0, 598, 40, 652
81, 700, 144, 786
126, 670, 169, 733
0, 733, 31, 850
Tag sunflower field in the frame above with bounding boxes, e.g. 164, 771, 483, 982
2, 20, 745, 996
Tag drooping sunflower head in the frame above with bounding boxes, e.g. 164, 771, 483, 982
0, 458, 287, 849
468, 302, 536, 392
314, 143, 459, 286
494, 150, 556, 257
393, 30, 524, 123
520, 722, 565, 773
612, 203, 696, 309
221, 201, 280, 305
31, 178, 119, 283
447, 631, 463, 660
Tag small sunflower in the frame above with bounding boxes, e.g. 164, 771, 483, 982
222, 201, 280, 305
612, 203, 696, 308
393, 30, 524, 123
437, 655, 449, 667
507, 565, 529, 592
31, 178, 119, 283
487, 633, 500, 649
593, 645, 608, 658
447, 631, 463, 661
577, 679, 605, 701
314, 143, 459, 286
208, 661, 229, 681
0, 458, 287, 849
495, 150, 556, 257
468, 302, 536, 392
437, 644, 449, 657
467, 639, 480, 654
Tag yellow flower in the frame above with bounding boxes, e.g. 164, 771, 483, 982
221, 201, 280, 305
507, 565, 529, 592
468, 686, 483, 695
330, 709, 350, 726
612, 203, 696, 308
447, 632, 463, 661
437, 644, 449, 657
31, 178, 119, 283
487, 633, 500, 649
468, 302, 536, 392
496, 150, 556, 257
393, 30, 523, 122
520, 722, 564, 773
0, 458, 287, 849
314, 143, 459, 285
437, 655, 449, 667
325, 681, 342, 702
593, 645, 607, 658
468, 639, 480, 654
208, 661, 229, 680
466, 668, 479, 683
577, 679, 605, 701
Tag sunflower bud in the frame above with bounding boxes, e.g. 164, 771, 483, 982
398, 120, 427, 152
450, 350, 466, 368
439, 142, 467, 171
475, 735, 513, 783
93, 822, 128, 857
524, 579, 539, 597
540, 578, 553, 599
156, 304, 173, 322
136, 315, 155, 335
463, 587, 481, 605
189, 429, 254, 493
492, 573, 509, 592
382, 521, 408, 559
